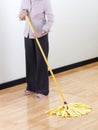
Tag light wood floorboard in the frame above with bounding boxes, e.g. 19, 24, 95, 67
0, 62, 98, 130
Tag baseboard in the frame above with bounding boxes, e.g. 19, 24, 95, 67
0, 57, 98, 90
0, 78, 26, 90
49, 57, 98, 74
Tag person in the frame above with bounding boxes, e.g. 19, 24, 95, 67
19, 0, 54, 98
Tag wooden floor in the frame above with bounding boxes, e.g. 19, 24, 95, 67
0, 62, 98, 130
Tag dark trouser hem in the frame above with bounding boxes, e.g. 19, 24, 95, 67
36, 90, 49, 96
26, 85, 49, 95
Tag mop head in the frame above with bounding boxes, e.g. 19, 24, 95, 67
45, 103, 91, 118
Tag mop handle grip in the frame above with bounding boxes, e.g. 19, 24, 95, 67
25, 15, 67, 103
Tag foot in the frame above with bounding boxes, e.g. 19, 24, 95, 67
36, 93, 46, 99
24, 90, 33, 95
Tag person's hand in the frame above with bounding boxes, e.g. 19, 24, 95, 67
19, 10, 28, 20
33, 30, 46, 38
33, 31, 42, 38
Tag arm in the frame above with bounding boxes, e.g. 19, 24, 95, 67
42, 0, 54, 33
19, 0, 30, 20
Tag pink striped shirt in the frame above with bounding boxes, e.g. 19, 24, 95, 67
20, 0, 54, 38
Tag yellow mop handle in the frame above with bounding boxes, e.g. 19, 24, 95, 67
25, 15, 67, 104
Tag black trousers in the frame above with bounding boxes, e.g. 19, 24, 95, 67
24, 34, 49, 95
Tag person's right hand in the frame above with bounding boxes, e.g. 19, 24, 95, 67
19, 10, 28, 20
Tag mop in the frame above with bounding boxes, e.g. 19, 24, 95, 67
25, 15, 91, 118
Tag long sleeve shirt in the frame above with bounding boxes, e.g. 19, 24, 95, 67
20, 0, 54, 39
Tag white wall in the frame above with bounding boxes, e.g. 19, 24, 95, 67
49, 0, 98, 68
0, 0, 98, 84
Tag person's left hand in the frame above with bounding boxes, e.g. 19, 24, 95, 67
32, 31, 42, 38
